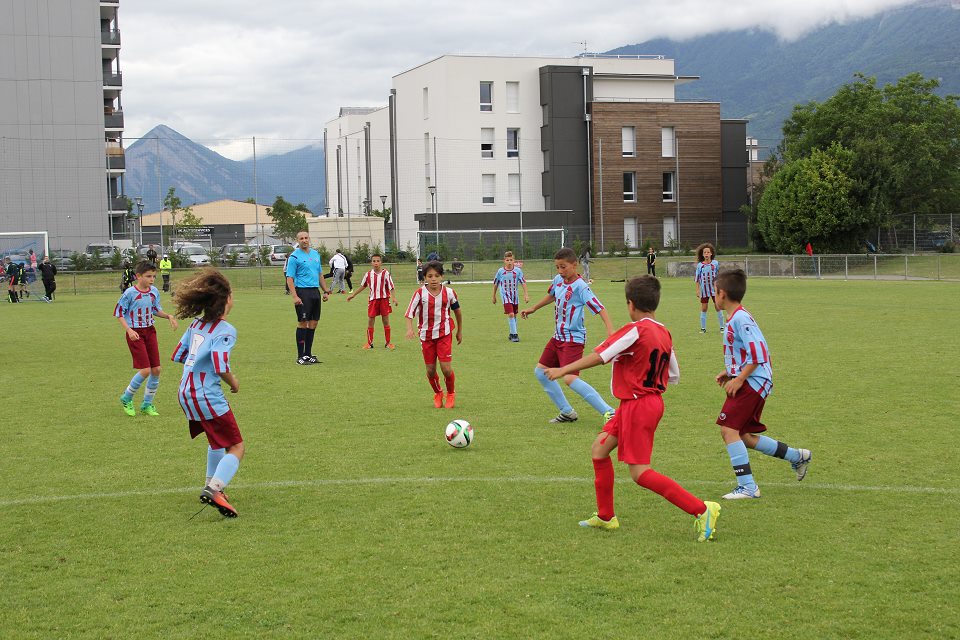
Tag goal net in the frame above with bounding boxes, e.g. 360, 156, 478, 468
1, 232, 51, 303
416, 228, 565, 261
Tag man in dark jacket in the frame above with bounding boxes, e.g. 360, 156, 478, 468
37, 256, 58, 300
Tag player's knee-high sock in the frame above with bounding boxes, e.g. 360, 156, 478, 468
568, 378, 614, 415
754, 435, 801, 463
636, 469, 707, 516
717, 310, 725, 330
384, 325, 391, 344
726, 441, 758, 491
508, 317, 517, 334
443, 371, 455, 393
206, 447, 225, 484
427, 374, 442, 393
295, 328, 305, 358
305, 328, 316, 355
366, 327, 374, 345
534, 367, 573, 413
121, 372, 146, 402
700, 311, 707, 330
208, 453, 240, 491
141, 375, 160, 407
8, 290, 17, 303
592, 457, 615, 521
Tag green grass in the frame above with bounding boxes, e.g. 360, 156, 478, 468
3, 277, 959, 638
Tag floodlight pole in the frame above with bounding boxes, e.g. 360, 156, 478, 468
134, 196, 145, 247
380, 195, 388, 250
428, 184, 438, 252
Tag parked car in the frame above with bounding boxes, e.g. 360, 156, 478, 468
268, 244, 293, 265
48, 249, 75, 270
219, 244, 257, 266
84, 243, 115, 259
176, 244, 211, 266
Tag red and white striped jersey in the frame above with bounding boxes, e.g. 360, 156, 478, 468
405, 285, 460, 340
360, 268, 394, 300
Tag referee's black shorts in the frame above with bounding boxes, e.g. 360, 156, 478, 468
294, 287, 321, 322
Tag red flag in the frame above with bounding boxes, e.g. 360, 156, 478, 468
805, 242, 813, 256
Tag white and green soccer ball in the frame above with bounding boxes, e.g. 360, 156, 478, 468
444, 419, 473, 448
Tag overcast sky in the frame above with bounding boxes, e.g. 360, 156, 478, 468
120, 0, 922, 158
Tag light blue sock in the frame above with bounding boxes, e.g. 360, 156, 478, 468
717, 311, 726, 329
508, 317, 517, 334
700, 311, 707, 330
211, 453, 240, 489
726, 441, 758, 491
121, 372, 145, 402
141, 374, 160, 407
754, 435, 801, 463
534, 367, 573, 413
568, 377, 614, 415
206, 447, 226, 482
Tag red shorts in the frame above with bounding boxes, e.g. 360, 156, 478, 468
538, 338, 585, 374
700, 295, 716, 305
502, 302, 519, 315
601, 395, 665, 465
189, 409, 243, 449
367, 298, 392, 318
421, 333, 453, 363
126, 325, 160, 369
716, 384, 767, 433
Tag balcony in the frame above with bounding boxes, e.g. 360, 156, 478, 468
101, 29, 120, 46
104, 109, 124, 129
106, 153, 125, 171
103, 71, 122, 87
109, 196, 128, 213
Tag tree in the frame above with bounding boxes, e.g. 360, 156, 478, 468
162, 187, 202, 244
370, 207, 391, 224
267, 196, 308, 243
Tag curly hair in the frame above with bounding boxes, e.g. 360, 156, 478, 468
172, 268, 232, 322
695, 242, 717, 263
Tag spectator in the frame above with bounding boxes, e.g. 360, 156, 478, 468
37, 256, 57, 300
146, 245, 158, 265
329, 249, 348, 293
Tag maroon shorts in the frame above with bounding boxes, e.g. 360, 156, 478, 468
367, 298, 392, 318
189, 409, 243, 449
601, 395, 664, 465
538, 338, 585, 374
421, 333, 453, 363
716, 384, 767, 433
502, 302, 519, 315
127, 325, 160, 369
700, 295, 716, 305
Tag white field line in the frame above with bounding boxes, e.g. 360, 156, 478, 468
1, 476, 957, 508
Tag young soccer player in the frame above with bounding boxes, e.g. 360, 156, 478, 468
114, 260, 179, 417
348, 253, 398, 349
492, 251, 529, 342
694, 242, 724, 333
521, 248, 616, 424
170, 269, 242, 518
546, 275, 721, 541
713, 268, 811, 499
405, 261, 462, 408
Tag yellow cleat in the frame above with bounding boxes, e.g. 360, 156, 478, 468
695, 501, 721, 542
579, 513, 620, 530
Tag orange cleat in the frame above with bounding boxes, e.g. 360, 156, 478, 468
444, 392, 456, 408
433, 392, 444, 408
362, 343, 373, 350
385, 343, 396, 350
200, 486, 238, 518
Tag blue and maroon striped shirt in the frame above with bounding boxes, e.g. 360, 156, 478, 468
114, 285, 162, 329
548, 275, 604, 344
171, 318, 237, 420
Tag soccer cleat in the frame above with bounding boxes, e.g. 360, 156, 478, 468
444, 392, 456, 409
549, 410, 579, 424
385, 343, 396, 350
695, 501, 721, 542
433, 392, 444, 408
602, 410, 616, 424
200, 486, 238, 518
722, 485, 761, 500
792, 449, 812, 481
296, 356, 311, 365
509, 334, 520, 342
699, 328, 707, 334
140, 404, 160, 416
362, 343, 373, 350
579, 513, 620, 530
308, 355, 319, 364
120, 397, 136, 417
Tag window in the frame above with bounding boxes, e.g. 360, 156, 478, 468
622, 126, 636, 157
623, 172, 636, 202
506, 82, 519, 113
662, 172, 675, 201
661, 127, 675, 157
623, 218, 637, 248
508, 173, 520, 205
422, 87, 428, 119
482, 174, 496, 204
507, 128, 520, 158
481, 128, 494, 159
480, 82, 493, 112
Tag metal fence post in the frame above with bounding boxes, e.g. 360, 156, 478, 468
72, 271, 77, 295
874, 254, 877, 279
913, 214, 916, 254
792, 256, 796, 278
937, 254, 941, 281
844, 255, 848, 280
904, 254, 908, 280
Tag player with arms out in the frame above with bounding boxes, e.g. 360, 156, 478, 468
546, 275, 721, 541
713, 268, 811, 499
348, 253, 398, 349
170, 269, 243, 518
521, 247, 615, 424
405, 261, 462, 409
694, 242, 725, 334
114, 261, 178, 417
492, 250, 529, 342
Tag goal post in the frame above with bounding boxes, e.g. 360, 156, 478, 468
0, 231, 49, 260
416, 228, 565, 261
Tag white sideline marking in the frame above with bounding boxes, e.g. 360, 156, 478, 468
1, 476, 957, 507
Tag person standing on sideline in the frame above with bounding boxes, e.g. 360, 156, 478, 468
37, 256, 57, 300
146, 244, 158, 265
646, 247, 657, 277
694, 242, 724, 334
286, 230, 331, 365
329, 249, 348, 294
29, 249, 38, 271
159, 254, 172, 292
580, 247, 592, 283
348, 253, 398, 349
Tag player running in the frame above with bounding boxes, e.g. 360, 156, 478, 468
492, 250, 529, 342
405, 261, 462, 409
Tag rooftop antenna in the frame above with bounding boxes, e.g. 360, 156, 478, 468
576, 41, 588, 55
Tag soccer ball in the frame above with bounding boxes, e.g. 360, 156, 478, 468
444, 419, 473, 448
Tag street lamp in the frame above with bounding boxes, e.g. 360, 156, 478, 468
428, 185, 437, 252
380, 194, 389, 249
134, 196, 145, 247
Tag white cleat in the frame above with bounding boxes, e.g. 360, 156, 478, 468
792, 449, 812, 481
722, 485, 761, 500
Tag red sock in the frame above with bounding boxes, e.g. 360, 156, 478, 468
636, 469, 706, 516
366, 327, 374, 345
384, 326, 391, 344
428, 374, 442, 393
592, 457, 615, 521
443, 371, 455, 393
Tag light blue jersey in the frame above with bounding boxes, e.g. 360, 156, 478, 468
723, 306, 773, 398
695, 260, 720, 298
172, 318, 237, 420
494, 267, 525, 304
548, 275, 604, 344
285, 247, 321, 288
114, 285, 162, 329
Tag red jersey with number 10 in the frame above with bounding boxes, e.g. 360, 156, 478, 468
593, 317, 680, 400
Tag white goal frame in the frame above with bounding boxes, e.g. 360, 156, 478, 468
416, 228, 566, 259
0, 231, 49, 258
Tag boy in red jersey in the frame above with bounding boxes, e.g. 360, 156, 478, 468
405, 261, 462, 408
546, 275, 721, 542
348, 253, 399, 349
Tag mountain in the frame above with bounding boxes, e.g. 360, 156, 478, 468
607, 0, 960, 150
124, 125, 325, 214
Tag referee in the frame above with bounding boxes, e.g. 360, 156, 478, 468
285, 230, 331, 365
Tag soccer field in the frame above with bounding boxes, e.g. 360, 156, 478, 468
3, 276, 958, 638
